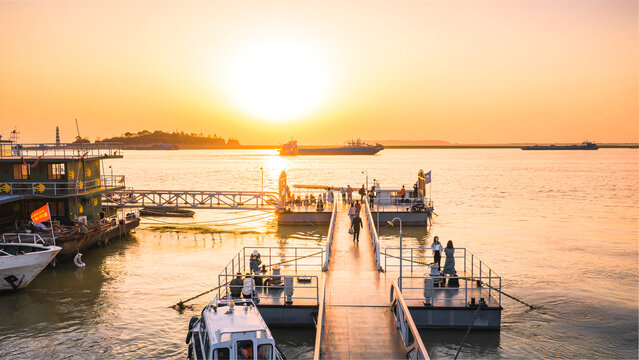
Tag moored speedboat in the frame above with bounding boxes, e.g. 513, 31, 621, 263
186, 296, 285, 360
0, 234, 61, 291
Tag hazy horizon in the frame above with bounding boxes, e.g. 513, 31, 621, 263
1, 1, 637, 145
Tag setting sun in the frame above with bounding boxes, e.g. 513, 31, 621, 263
223, 38, 332, 123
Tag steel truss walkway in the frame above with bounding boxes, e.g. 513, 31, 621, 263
102, 189, 279, 210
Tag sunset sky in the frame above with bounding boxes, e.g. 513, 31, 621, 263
0, 1, 637, 145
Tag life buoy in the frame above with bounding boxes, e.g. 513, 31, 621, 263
74, 253, 86, 268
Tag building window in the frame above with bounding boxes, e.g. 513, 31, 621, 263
48, 163, 66, 180
13, 164, 30, 180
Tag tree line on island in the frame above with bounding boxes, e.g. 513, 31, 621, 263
74, 130, 241, 149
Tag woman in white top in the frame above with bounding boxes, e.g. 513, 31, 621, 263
242, 273, 255, 299
348, 203, 357, 225
431, 236, 443, 269
327, 189, 334, 204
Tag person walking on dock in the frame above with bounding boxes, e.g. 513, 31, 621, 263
230, 273, 243, 298
359, 185, 366, 201
341, 187, 346, 203
346, 185, 353, 204
443, 240, 456, 275
351, 214, 363, 243
348, 203, 357, 225
354, 200, 361, 215
327, 189, 334, 204
431, 236, 443, 269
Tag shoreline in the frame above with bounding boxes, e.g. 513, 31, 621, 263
125, 144, 639, 150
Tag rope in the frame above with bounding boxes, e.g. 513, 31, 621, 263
479, 281, 536, 309
454, 304, 482, 359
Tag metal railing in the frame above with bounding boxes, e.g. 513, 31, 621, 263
390, 281, 430, 360
1, 233, 47, 245
313, 279, 327, 360
218, 273, 320, 306
323, 202, 338, 271
102, 189, 279, 210
363, 195, 382, 271
384, 247, 502, 307
0, 175, 125, 196
0, 142, 122, 159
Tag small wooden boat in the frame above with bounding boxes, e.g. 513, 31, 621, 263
186, 296, 285, 360
139, 207, 195, 217
0, 234, 61, 292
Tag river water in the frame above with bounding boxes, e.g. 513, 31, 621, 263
1, 149, 637, 359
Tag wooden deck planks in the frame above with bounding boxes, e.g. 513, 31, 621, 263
320, 203, 405, 359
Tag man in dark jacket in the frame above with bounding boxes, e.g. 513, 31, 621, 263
358, 185, 366, 201
351, 214, 363, 242
230, 273, 243, 298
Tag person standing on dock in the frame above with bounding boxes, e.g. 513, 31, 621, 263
431, 236, 443, 269
359, 185, 366, 201
346, 185, 353, 204
351, 214, 363, 243
341, 187, 346, 203
443, 240, 456, 275
250, 250, 261, 274
354, 200, 361, 215
327, 189, 334, 204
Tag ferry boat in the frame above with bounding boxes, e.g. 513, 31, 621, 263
186, 296, 285, 360
521, 140, 599, 150
279, 139, 384, 156
0, 136, 139, 261
0, 233, 61, 291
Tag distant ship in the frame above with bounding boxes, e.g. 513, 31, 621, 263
279, 139, 384, 155
521, 141, 599, 151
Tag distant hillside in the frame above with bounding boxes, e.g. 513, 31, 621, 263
97, 130, 241, 148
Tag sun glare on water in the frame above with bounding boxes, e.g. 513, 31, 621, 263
224, 39, 332, 123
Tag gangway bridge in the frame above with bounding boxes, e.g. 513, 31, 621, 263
102, 189, 280, 211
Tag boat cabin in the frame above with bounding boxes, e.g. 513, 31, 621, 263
188, 298, 282, 360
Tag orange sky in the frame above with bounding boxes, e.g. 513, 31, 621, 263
0, 1, 637, 145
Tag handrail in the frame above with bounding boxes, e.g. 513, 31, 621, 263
323, 203, 338, 271
0, 142, 122, 159
2, 233, 46, 245
390, 280, 430, 360
363, 195, 382, 271
0, 175, 125, 196
313, 278, 327, 360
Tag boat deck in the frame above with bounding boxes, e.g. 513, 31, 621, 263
320, 203, 405, 359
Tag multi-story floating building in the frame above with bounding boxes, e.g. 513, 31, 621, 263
0, 139, 139, 260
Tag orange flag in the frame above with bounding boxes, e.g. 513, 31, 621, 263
31, 204, 51, 224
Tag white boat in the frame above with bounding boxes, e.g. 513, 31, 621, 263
186, 296, 285, 360
0, 233, 61, 292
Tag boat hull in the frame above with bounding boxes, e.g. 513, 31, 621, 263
521, 144, 599, 150
280, 147, 384, 156
0, 245, 61, 291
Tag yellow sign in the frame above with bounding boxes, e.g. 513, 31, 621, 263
86, 168, 92, 177
68, 170, 75, 180
0, 183, 10, 193
33, 183, 45, 193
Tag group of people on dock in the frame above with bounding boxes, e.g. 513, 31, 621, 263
229, 250, 267, 301
431, 236, 456, 275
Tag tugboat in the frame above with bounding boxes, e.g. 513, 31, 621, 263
0, 233, 61, 291
521, 140, 599, 150
279, 139, 384, 156
186, 295, 285, 360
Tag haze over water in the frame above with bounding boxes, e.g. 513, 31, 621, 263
1, 149, 637, 359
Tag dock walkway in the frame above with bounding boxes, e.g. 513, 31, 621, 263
320, 202, 405, 359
